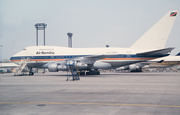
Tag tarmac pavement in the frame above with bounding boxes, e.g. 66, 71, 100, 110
0, 72, 180, 115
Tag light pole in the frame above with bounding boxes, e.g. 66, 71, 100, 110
0, 45, 3, 67
35, 23, 47, 46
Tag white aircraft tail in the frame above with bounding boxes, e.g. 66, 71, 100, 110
130, 11, 178, 49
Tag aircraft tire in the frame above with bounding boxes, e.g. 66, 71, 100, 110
86, 71, 100, 75
97, 71, 100, 75
29, 72, 34, 76
86, 72, 90, 75
80, 72, 85, 75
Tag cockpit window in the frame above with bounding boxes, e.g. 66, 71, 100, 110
23, 48, 26, 50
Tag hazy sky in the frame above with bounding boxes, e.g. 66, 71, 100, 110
0, 0, 180, 60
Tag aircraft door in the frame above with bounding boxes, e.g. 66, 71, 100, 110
126, 51, 131, 60
51, 55, 54, 61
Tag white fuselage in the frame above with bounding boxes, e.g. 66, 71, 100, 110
10, 46, 163, 69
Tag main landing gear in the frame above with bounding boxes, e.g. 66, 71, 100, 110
86, 69, 100, 75
29, 67, 34, 76
78, 70, 100, 75
130, 69, 142, 72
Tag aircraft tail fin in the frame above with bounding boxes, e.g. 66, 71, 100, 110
130, 11, 178, 49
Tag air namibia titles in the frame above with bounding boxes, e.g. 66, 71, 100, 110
36, 51, 55, 54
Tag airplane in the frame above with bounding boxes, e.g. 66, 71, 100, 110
10, 11, 178, 75
0, 63, 19, 73
0, 62, 19, 68
144, 52, 180, 68
116, 52, 180, 72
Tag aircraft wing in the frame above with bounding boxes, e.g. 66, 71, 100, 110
75, 54, 119, 64
140, 59, 164, 65
43, 54, 119, 68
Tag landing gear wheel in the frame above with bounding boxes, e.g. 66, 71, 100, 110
86, 70, 100, 75
97, 71, 100, 75
80, 72, 85, 75
86, 72, 90, 75
29, 72, 34, 76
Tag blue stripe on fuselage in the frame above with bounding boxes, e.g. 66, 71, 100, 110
10, 54, 169, 61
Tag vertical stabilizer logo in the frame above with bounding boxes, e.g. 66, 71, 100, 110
170, 12, 177, 17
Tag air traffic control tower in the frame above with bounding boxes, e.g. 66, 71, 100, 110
67, 32, 73, 48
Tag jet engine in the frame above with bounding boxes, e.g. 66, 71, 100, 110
57, 65, 67, 71
116, 66, 129, 71
116, 64, 143, 72
129, 64, 142, 72
93, 61, 111, 69
48, 63, 59, 72
48, 62, 88, 72
76, 63, 88, 70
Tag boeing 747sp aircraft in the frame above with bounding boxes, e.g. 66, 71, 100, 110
10, 11, 178, 75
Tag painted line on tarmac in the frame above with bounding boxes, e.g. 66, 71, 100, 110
0, 102, 180, 108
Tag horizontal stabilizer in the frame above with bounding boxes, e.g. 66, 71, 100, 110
156, 60, 164, 63
176, 52, 180, 56
137, 47, 174, 57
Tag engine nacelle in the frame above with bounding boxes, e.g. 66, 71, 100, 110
76, 63, 88, 70
93, 61, 111, 69
48, 62, 88, 72
129, 64, 139, 70
57, 65, 67, 71
116, 66, 129, 71
129, 64, 142, 72
48, 63, 58, 72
